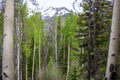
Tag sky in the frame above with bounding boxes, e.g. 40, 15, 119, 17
26, 0, 82, 13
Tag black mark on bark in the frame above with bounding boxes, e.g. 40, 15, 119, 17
3, 72, 9, 78
110, 72, 117, 80
111, 53, 115, 56
5, 66, 8, 68
105, 77, 107, 80
112, 38, 116, 40
110, 64, 114, 72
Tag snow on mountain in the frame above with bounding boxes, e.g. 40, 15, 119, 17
41, 7, 71, 19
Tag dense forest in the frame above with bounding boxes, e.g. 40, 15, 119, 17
0, 0, 120, 80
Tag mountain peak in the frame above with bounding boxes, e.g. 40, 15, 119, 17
42, 6, 71, 19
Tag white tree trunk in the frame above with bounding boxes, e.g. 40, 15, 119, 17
32, 37, 36, 80
38, 35, 41, 80
2, 0, 14, 80
16, 9, 20, 80
55, 25, 58, 67
66, 44, 70, 80
25, 56, 28, 80
105, 0, 120, 80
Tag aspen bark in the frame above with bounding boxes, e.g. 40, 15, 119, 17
32, 37, 36, 80
105, 0, 120, 80
66, 43, 70, 80
16, 9, 20, 80
25, 56, 28, 80
2, 0, 15, 80
38, 34, 41, 80
55, 25, 58, 67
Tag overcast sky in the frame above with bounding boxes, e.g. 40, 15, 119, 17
26, 0, 82, 13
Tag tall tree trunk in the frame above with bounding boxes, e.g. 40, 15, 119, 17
20, 9, 24, 80
87, 14, 91, 80
55, 25, 58, 67
105, 0, 120, 80
93, 23, 98, 80
16, 8, 20, 80
43, 42, 48, 71
32, 37, 36, 80
2, 0, 15, 80
25, 56, 28, 80
66, 43, 70, 80
38, 34, 41, 80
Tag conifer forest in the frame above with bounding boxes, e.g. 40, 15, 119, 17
1, 0, 120, 80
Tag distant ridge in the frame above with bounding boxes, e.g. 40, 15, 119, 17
42, 6, 71, 19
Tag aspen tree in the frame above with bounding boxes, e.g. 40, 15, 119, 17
2, 0, 15, 80
105, 0, 120, 80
